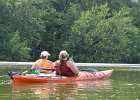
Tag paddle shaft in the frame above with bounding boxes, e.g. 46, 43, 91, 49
22, 67, 97, 74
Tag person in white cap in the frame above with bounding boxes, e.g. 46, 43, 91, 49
31, 51, 54, 73
54, 50, 79, 76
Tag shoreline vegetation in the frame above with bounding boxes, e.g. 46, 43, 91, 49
0, 62, 140, 68
1, 0, 140, 64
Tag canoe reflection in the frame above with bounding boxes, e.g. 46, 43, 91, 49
12, 79, 113, 100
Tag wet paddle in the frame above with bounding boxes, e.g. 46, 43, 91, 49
80, 68, 98, 72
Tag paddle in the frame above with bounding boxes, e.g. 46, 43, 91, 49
22, 67, 98, 75
31, 68, 55, 74
36, 68, 55, 71
80, 68, 98, 72
22, 68, 55, 74
22, 70, 29, 74
34, 68, 98, 73
8, 67, 98, 79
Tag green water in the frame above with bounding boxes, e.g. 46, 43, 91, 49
0, 66, 140, 100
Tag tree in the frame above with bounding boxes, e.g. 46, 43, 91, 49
65, 3, 139, 63
0, 0, 13, 60
8, 31, 31, 61
7, 0, 45, 60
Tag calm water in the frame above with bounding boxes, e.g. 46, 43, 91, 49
0, 66, 140, 100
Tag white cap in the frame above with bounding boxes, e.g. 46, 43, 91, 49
40, 51, 50, 57
59, 51, 69, 57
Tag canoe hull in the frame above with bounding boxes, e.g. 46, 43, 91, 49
9, 69, 113, 83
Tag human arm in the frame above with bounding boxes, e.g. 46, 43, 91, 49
49, 61, 54, 69
31, 61, 38, 70
67, 61, 79, 75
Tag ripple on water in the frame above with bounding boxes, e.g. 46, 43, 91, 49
0, 80, 12, 85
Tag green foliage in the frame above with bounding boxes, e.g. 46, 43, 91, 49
66, 3, 139, 63
0, 0, 140, 63
7, 0, 45, 60
8, 31, 31, 61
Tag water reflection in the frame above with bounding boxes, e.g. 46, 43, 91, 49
1, 66, 140, 100
12, 79, 112, 100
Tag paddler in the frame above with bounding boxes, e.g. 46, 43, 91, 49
54, 50, 79, 77
31, 51, 54, 73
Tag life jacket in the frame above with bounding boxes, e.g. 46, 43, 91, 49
34, 59, 53, 69
54, 60, 75, 77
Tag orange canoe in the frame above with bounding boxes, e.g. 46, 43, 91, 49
8, 69, 113, 83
